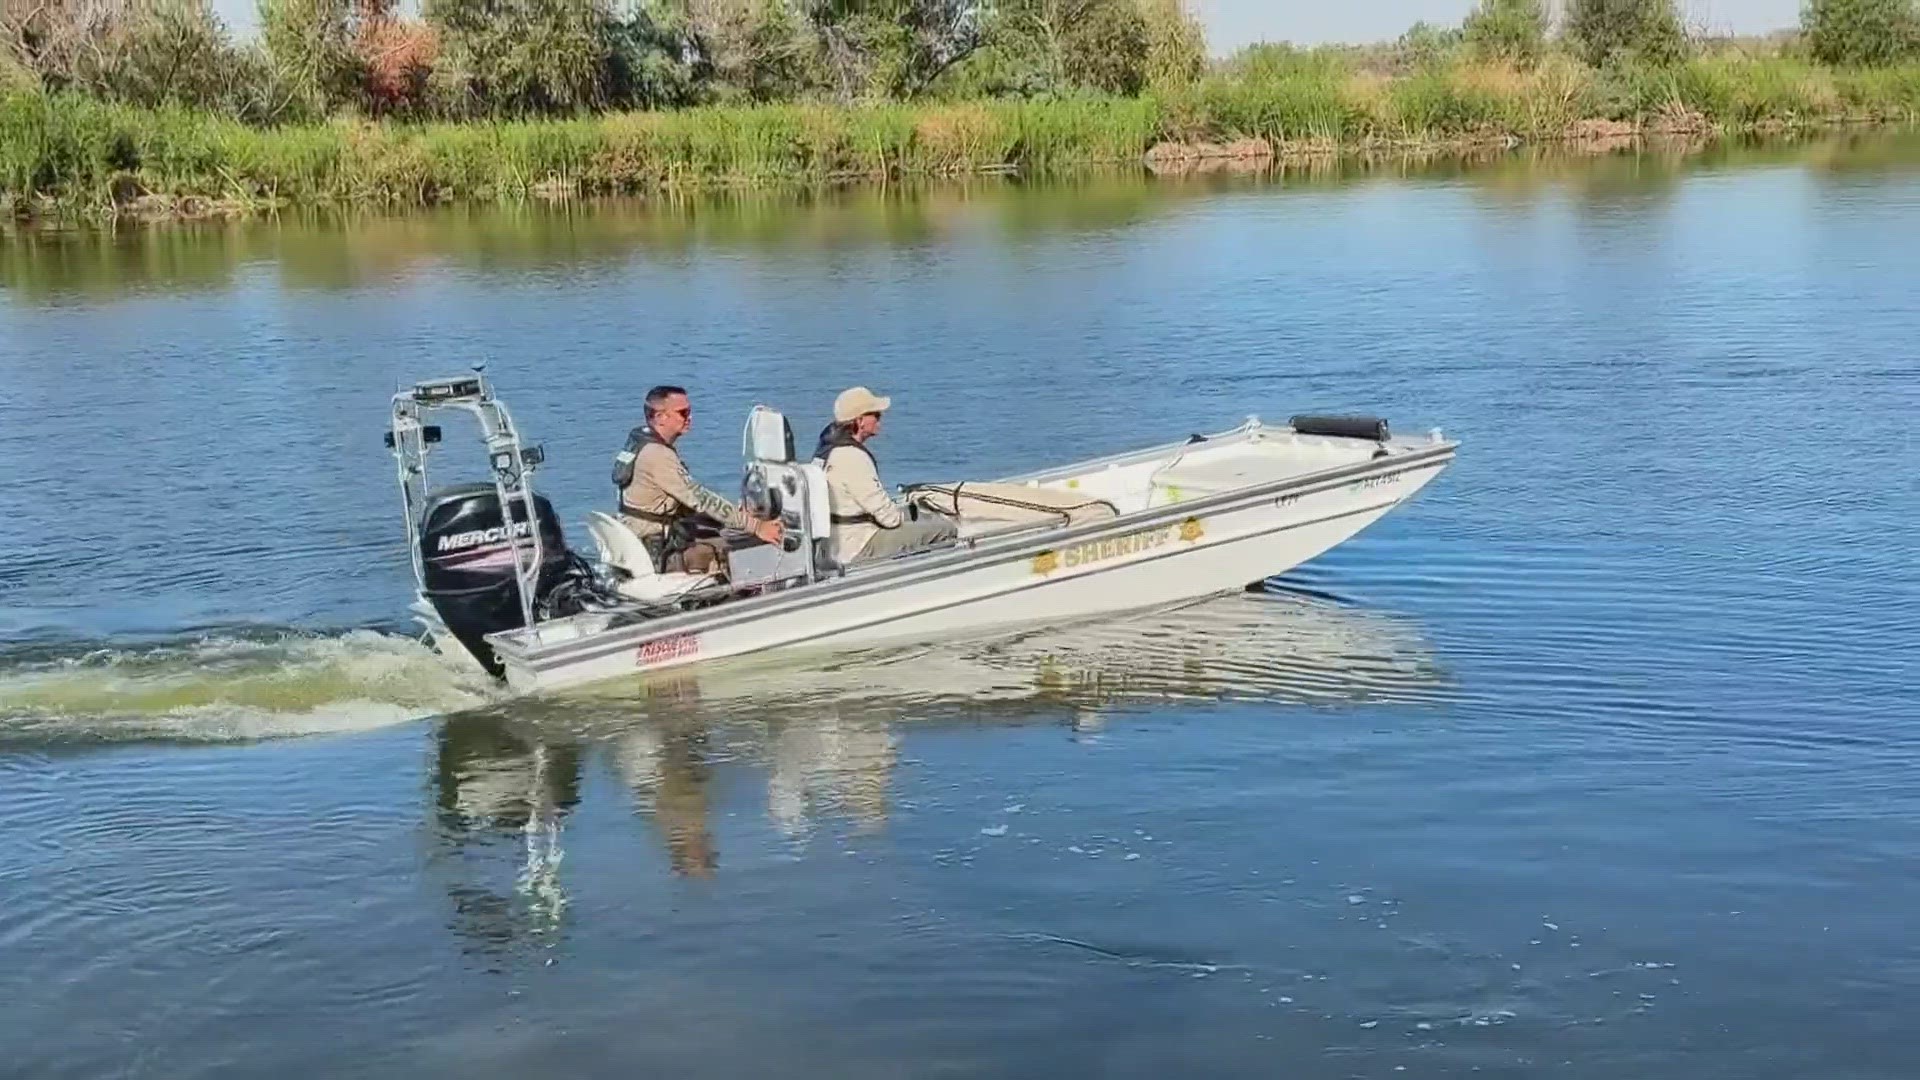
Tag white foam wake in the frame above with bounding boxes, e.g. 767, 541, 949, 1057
0, 629, 498, 744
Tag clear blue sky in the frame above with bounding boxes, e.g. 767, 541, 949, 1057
213, 0, 1808, 47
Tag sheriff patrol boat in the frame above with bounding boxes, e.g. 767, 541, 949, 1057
388, 372, 1456, 695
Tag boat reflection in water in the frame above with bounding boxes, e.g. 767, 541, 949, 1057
426, 589, 1450, 949
429, 717, 583, 950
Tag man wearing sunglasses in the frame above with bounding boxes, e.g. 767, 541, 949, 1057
615, 384, 782, 578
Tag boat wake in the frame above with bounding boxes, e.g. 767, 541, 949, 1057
0, 628, 498, 747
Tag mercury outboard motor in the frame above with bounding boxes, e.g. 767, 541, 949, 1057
418, 482, 579, 677
390, 371, 625, 678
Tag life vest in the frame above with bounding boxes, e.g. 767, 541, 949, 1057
814, 423, 885, 528
614, 427, 707, 525
612, 428, 720, 571
612, 426, 662, 494
614, 426, 687, 524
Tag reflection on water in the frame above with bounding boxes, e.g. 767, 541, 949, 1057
5, 132, 1913, 302
604, 694, 726, 877
430, 715, 582, 949
427, 592, 1443, 948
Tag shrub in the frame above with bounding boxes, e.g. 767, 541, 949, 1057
1463, 0, 1547, 63
356, 6, 438, 116
0, 51, 34, 93
675, 0, 822, 103
1831, 61, 1920, 116
260, 0, 362, 118
1061, 1, 1149, 94
1566, 0, 1689, 66
1802, 0, 1920, 66
2, 0, 262, 114
973, 0, 1167, 97
1396, 21, 1464, 71
1190, 50, 1357, 142
1136, 0, 1204, 91
425, 0, 657, 115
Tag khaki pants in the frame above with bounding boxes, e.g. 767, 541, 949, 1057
672, 538, 730, 578
851, 515, 959, 564
626, 518, 730, 579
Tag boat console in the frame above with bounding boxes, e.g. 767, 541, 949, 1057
730, 406, 835, 591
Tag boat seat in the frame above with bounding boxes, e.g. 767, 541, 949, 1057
583, 511, 716, 604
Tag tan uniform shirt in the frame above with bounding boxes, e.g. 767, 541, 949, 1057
620, 441, 754, 538
822, 444, 902, 565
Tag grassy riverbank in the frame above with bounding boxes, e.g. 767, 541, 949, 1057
7, 54, 1920, 219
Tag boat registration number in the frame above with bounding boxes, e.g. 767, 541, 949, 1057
1353, 470, 1406, 491
636, 632, 701, 667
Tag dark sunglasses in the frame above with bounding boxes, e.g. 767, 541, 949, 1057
651, 406, 692, 420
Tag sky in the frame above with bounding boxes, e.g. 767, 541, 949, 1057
212, 0, 1809, 49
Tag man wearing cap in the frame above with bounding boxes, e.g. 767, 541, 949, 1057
815, 386, 958, 566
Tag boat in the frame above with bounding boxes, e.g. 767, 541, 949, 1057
387, 371, 1457, 695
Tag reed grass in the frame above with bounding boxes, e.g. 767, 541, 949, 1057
6, 53, 1920, 217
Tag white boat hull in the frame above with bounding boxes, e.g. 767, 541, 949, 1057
486, 431, 1451, 696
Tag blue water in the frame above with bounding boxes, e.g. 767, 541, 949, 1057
1, 134, 1918, 1077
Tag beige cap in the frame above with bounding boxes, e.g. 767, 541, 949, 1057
833, 386, 892, 423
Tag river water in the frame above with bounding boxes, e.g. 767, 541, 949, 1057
2, 133, 1917, 1078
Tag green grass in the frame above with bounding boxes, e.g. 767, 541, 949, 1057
1833, 63, 1920, 119
7, 53, 1920, 217
1161, 64, 1358, 144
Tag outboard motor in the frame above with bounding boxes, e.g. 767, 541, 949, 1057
390, 370, 623, 678
418, 482, 577, 677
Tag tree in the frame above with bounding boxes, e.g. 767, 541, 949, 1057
1463, 0, 1546, 62
1566, 0, 1688, 66
978, 0, 1181, 96
107, 0, 249, 108
3, 0, 260, 112
992, 0, 1128, 93
3, 0, 97, 91
1136, 0, 1204, 91
676, 0, 819, 101
260, 0, 362, 115
4, 0, 134, 93
806, 0, 981, 100
1062, 0, 1146, 93
1396, 20, 1464, 70
353, 0, 437, 115
1803, 0, 1920, 65
427, 0, 674, 114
